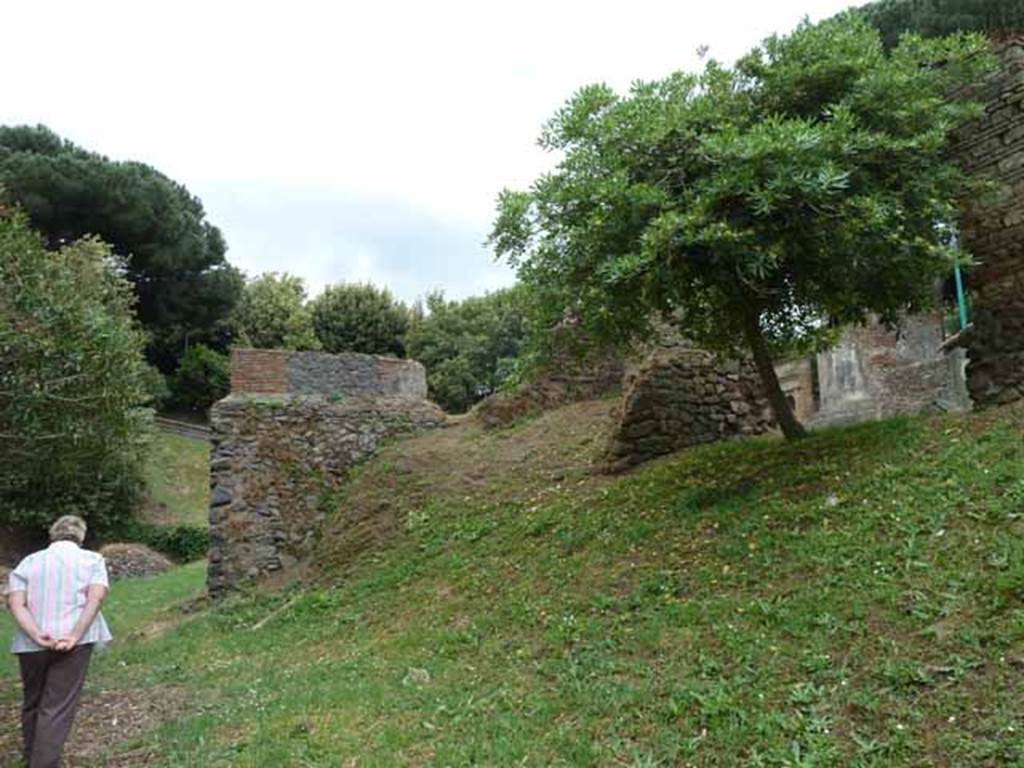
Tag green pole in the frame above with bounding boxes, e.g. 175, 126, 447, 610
953, 264, 969, 331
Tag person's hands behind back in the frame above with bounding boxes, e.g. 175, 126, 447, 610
32, 631, 56, 649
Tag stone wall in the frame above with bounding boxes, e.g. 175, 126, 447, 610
953, 36, 1024, 406
606, 314, 967, 468
811, 316, 969, 428
209, 349, 443, 597
230, 348, 428, 399
607, 341, 774, 470
474, 353, 625, 429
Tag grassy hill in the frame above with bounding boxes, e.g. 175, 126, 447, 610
3, 400, 1023, 766
140, 431, 210, 529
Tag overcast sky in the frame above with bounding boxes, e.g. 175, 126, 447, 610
5, 0, 856, 302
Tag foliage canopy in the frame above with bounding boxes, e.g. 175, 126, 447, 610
169, 344, 231, 414
234, 272, 320, 351
311, 282, 409, 357
490, 14, 995, 437
859, 0, 1024, 47
0, 125, 242, 371
0, 210, 152, 532
406, 288, 529, 413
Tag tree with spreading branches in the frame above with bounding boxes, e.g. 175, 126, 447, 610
0, 125, 242, 371
490, 13, 995, 438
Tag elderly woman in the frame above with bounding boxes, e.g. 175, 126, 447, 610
6, 515, 112, 768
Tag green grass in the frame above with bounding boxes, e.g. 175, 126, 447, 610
0, 562, 207, 700
141, 432, 209, 528
3, 404, 1024, 766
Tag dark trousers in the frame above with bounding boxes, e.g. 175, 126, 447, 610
17, 644, 94, 768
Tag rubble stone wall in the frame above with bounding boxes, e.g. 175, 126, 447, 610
209, 349, 442, 597
607, 342, 774, 470
954, 36, 1024, 406
207, 395, 445, 597
230, 348, 428, 399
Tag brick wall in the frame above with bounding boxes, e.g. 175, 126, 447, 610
812, 315, 968, 427
230, 349, 288, 394
953, 36, 1024, 406
229, 348, 428, 399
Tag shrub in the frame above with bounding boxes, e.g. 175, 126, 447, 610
405, 288, 529, 413
141, 364, 172, 410
0, 209, 152, 533
121, 522, 209, 563
310, 282, 409, 357
169, 344, 230, 413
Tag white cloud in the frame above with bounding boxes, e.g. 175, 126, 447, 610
3, 0, 856, 301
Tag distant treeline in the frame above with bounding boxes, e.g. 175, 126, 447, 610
859, 0, 1024, 47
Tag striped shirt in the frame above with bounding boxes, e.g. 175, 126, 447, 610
7, 541, 113, 654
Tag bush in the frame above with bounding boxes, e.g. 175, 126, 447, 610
141, 364, 171, 410
405, 288, 529, 413
169, 344, 230, 413
234, 272, 320, 351
0, 209, 152, 533
858, 0, 1024, 46
114, 521, 209, 563
310, 282, 409, 356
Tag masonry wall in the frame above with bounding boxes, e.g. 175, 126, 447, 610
209, 349, 443, 597
607, 341, 774, 470
207, 395, 445, 596
811, 316, 969, 428
230, 348, 429, 399
953, 36, 1024, 406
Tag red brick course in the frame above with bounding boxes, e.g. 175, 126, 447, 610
231, 349, 288, 394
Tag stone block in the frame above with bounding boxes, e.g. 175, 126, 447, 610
210, 486, 232, 508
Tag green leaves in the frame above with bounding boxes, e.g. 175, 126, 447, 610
234, 273, 320, 352
0, 125, 240, 371
0, 211, 152, 532
169, 344, 230, 413
310, 283, 409, 357
405, 288, 529, 414
860, 0, 1024, 49
491, 14, 997, 359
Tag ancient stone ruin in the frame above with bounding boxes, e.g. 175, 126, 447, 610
207, 349, 445, 597
953, 35, 1024, 407
810, 315, 970, 428
607, 37, 1024, 466
606, 315, 970, 468
607, 341, 774, 470
205, 41, 1024, 583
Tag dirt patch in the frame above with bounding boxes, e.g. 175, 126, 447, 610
0, 684, 190, 767
100, 544, 174, 580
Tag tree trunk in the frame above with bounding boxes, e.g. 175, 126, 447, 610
739, 304, 807, 440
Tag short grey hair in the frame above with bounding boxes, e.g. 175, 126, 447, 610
49, 515, 87, 545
